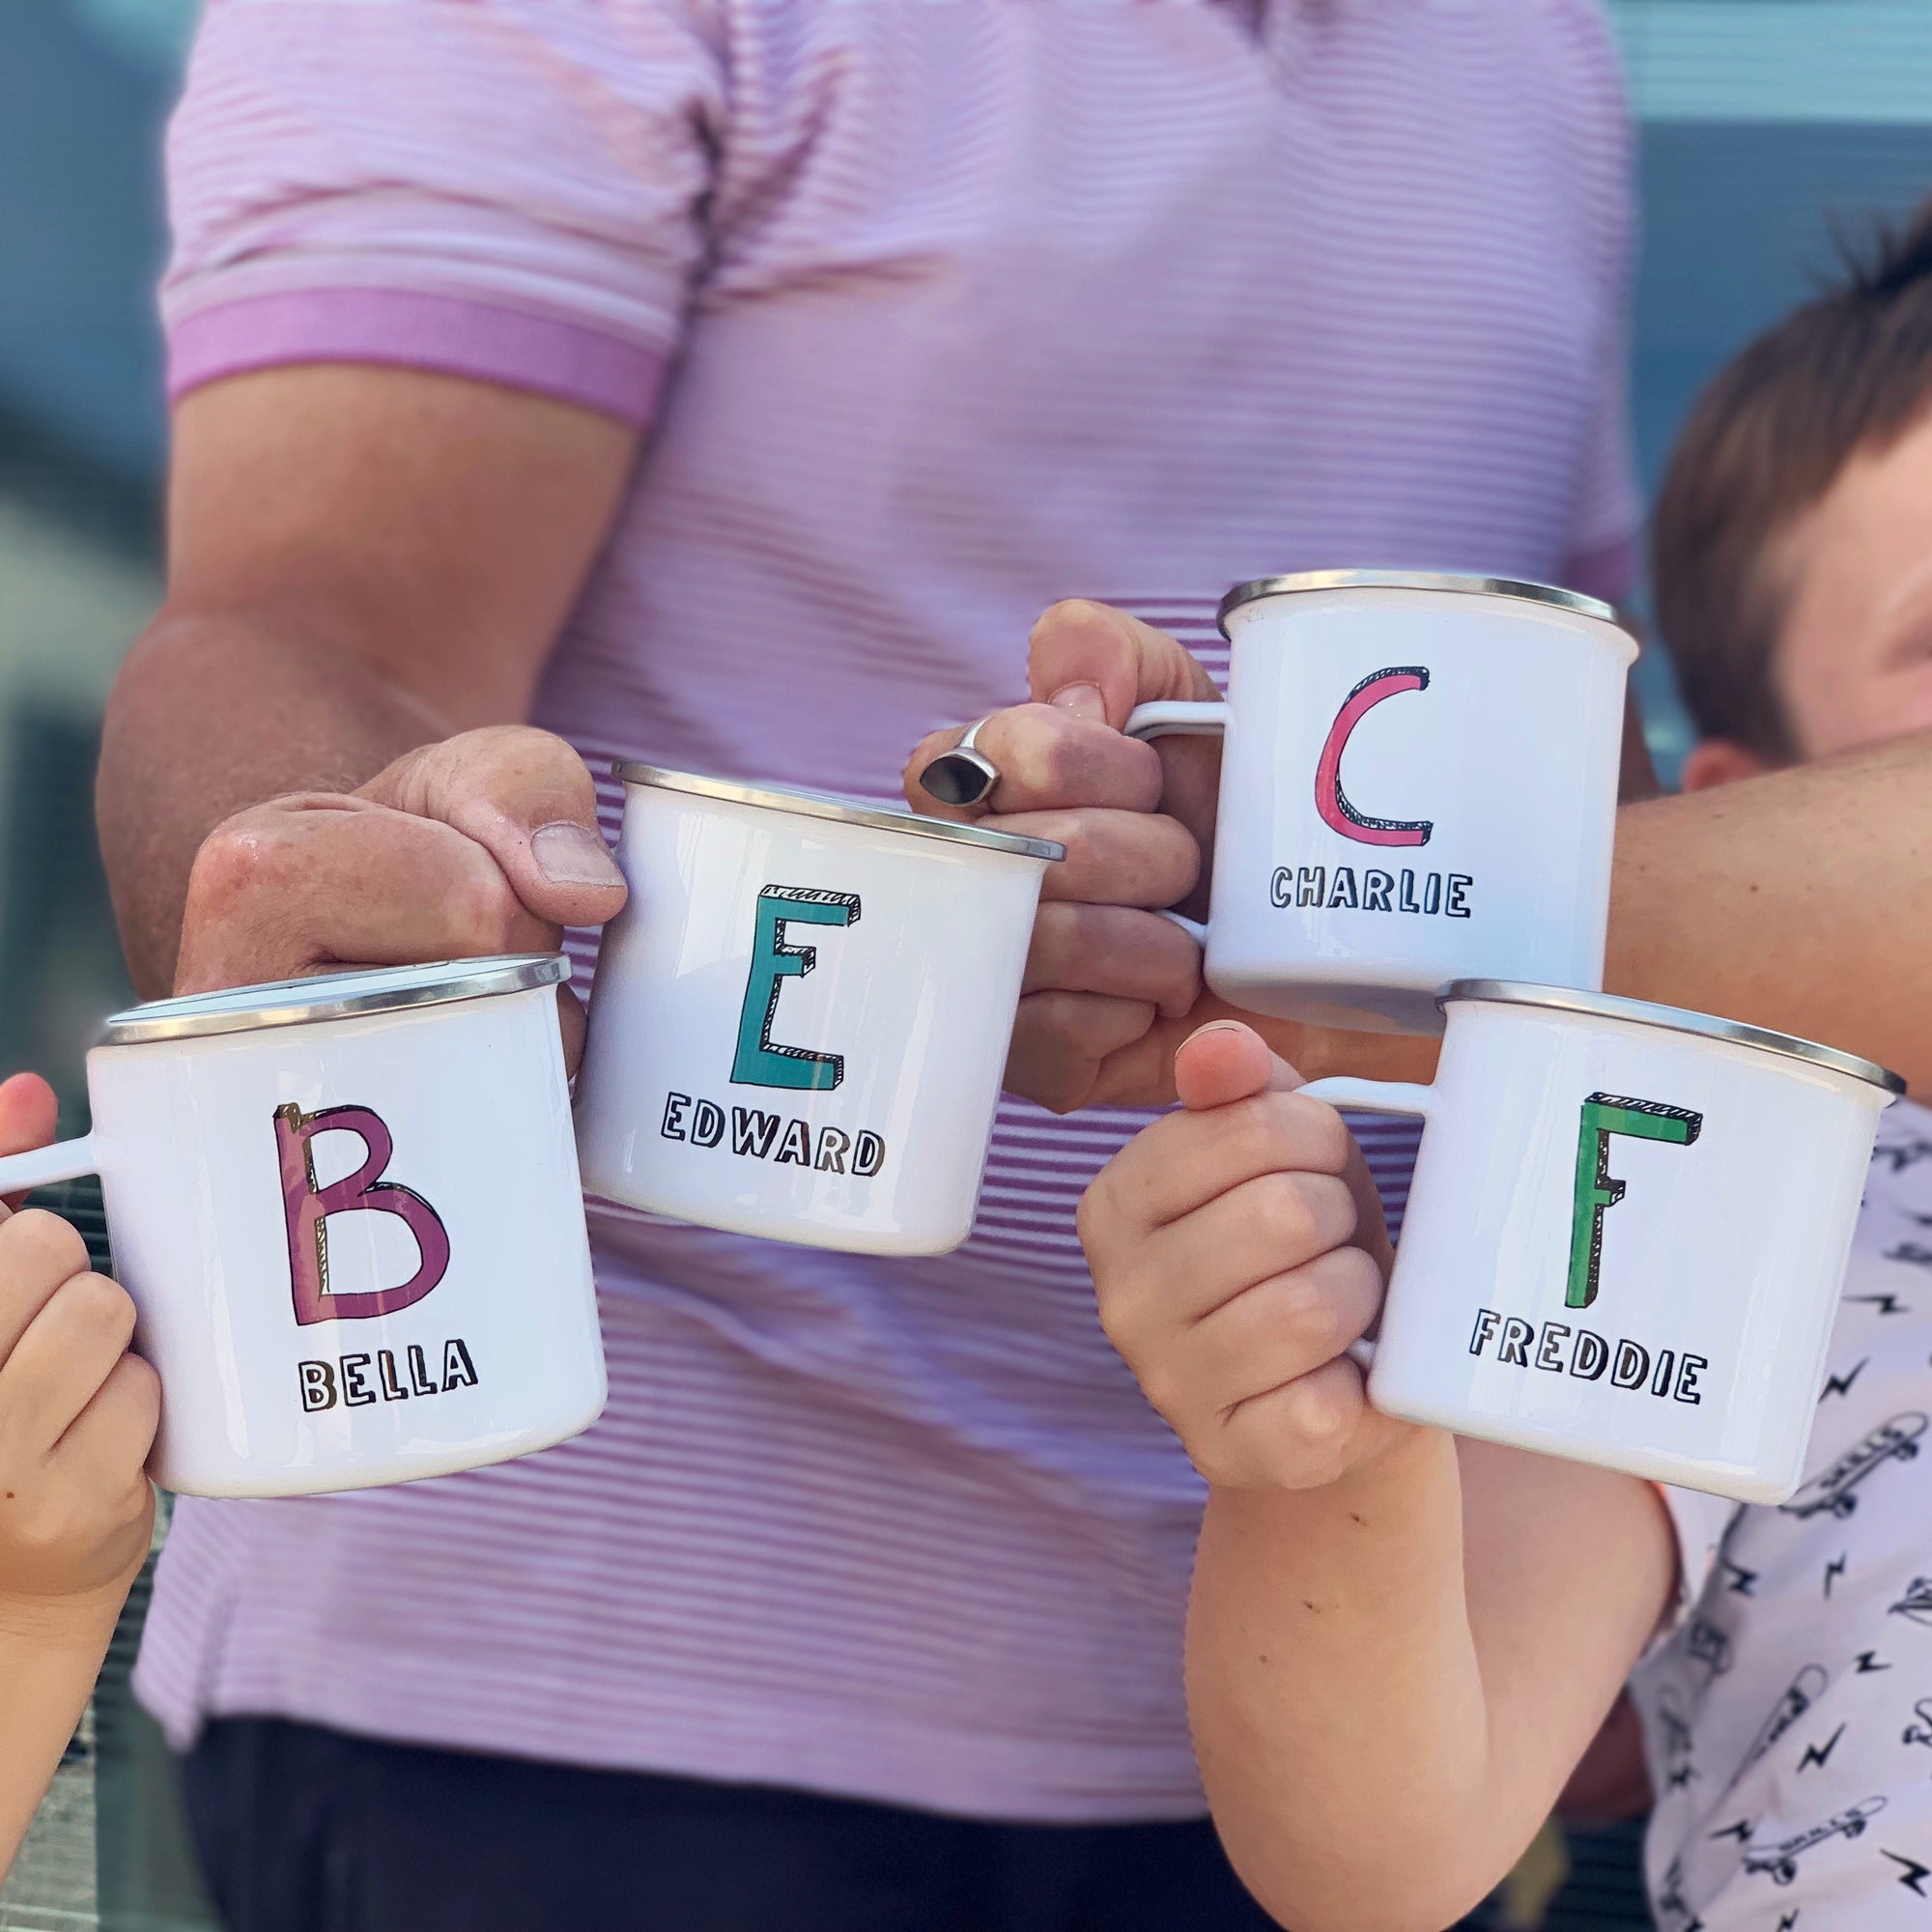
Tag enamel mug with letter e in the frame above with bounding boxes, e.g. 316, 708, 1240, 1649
574, 765, 1064, 1255
1127, 572, 1638, 1034
0, 956, 607, 1497
1301, 982, 1902, 1503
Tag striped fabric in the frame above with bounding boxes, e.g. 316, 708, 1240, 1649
137, 0, 1641, 1821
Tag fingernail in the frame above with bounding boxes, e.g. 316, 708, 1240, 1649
1048, 682, 1106, 722
532, 821, 625, 889
1189, 1020, 1247, 1038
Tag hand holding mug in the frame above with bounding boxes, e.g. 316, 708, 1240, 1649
1077, 1021, 1402, 1491
176, 724, 627, 1065
905, 600, 1227, 1113
906, 598, 1437, 1113
1302, 982, 1899, 1501
912, 580, 1638, 1108
0, 1074, 157, 1615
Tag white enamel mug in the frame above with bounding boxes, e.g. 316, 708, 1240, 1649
0, 956, 607, 1497
575, 765, 1065, 1255
1301, 982, 1902, 1502
1127, 572, 1637, 1034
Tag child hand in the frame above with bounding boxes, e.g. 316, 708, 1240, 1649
1079, 1020, 1412, 1489
0, 1074, 158, 1619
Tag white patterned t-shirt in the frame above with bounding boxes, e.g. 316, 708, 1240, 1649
1634, 1095, 1932, 1927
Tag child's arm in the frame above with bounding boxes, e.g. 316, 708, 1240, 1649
1079, 1023, 1678, 1932
0, 1074, 159, 1882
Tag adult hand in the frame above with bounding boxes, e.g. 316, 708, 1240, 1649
906, 599, 1236, 1112
175, 725, 627, 1068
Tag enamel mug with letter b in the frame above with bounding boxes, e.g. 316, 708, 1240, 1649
0, 956, 607, 1498
1126, 572, 1637, 1034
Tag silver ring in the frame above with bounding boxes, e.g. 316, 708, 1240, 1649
917, 715, 1003, 809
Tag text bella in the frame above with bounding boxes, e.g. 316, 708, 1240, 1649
300, 1338, 478, 1412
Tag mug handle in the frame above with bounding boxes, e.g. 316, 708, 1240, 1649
1295, 1075, 1435, 1123
1122, 699, 1231, 742
1295, 1076, 1435, 1369
0, 1134, 102, 1197
1123, 701, 1229, 944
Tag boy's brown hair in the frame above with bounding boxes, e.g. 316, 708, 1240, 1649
1652, 200, 1932, 758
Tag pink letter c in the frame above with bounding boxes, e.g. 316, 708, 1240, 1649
1314, 666, 1434, 847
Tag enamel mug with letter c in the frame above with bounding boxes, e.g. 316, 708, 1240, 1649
1126, 572, 1638, 1034
0, 956, 607, 1497
574, 765, 1064, 1255
1301, 982, 1902, 1503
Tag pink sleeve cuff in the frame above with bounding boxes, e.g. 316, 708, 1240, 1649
167, 289, 667, 429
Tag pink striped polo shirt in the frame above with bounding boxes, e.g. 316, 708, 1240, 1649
136, 0, 1641, 1820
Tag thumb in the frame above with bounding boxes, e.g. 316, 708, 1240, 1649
360, 725, 627, 930
1172, 1020, 1304, 1112
1027, 600, 1221, 728
0, 1072, 61, 1215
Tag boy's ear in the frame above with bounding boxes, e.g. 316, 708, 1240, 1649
1679, 738, 1773, 794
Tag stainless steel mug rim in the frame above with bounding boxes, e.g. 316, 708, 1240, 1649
612, 760, 1066, 863
1441, 979, 1905, 1095
100, 954, 571, 1046
1216, 570, 1620, 639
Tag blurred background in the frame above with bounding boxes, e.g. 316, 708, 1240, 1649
0, 3, 1927, 1928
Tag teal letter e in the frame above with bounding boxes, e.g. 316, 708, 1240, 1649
731, 885, 861, 1091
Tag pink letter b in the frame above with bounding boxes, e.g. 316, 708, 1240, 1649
275, 1103, 451, 1328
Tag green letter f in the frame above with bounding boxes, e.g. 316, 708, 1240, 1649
1565, 1093, 1702, 1310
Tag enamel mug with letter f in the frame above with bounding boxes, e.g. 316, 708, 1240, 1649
1126, 572, 1637, 1034
1300, 982, 1902, 1503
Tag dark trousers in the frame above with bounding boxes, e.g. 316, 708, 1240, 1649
182, 1718, 1286, 1932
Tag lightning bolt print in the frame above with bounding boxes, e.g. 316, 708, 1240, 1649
1820, 1358, 1869, 1400
1884, 1240, 1932, 1267
1656, 1858, 1705, 1932
1825, 1554, 1850, 1598
1708, 1818, 1753, 1844
1854, 1650, 1891, 1673
1796, 1722, 1846, 1771
1722, 1560, 1758, 1597
1885, 1850, 1932, 1896
1874, 1138, 1932, 1175
1847, 1291, 1910, 1315
1777, 1913, 1799, 1931
1689, 1620, 1733, 1674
